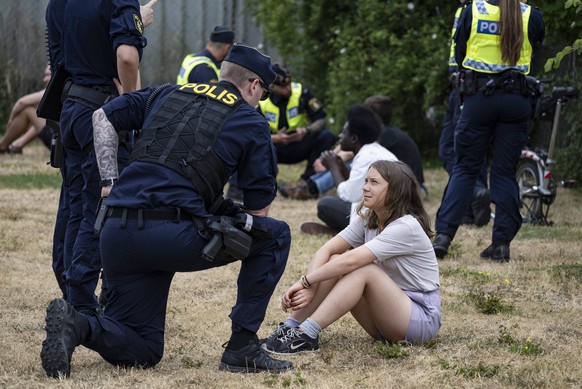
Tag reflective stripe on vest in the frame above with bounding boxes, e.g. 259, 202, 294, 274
258, 82, 309, 133
177, 54, 220, 84
448, 6, 464, 67
462, 0, 532, 74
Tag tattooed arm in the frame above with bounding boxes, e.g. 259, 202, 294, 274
93, 108, 119, 197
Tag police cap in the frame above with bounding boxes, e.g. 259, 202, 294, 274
272, 63, 291, 86
210, 26, 235, 44
224, 43, 276, 86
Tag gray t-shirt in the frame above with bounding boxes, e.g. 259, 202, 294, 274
338, 214, 439, 292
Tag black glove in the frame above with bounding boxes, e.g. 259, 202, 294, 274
213, 197, 243, 217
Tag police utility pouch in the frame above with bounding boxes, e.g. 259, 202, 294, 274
94, 197, 109, 236
458, 70, 476, 96
202, 216, 252, 262
37, 63, 71, 121
47, 120, 63, 168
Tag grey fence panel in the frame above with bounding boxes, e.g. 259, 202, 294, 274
1, 0, 274, 99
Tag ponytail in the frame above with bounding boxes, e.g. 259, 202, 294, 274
499, 0, 524, 66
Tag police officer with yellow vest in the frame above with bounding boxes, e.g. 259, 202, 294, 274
259, 63, 336, 185
177, 26, 234, 84
439, 0, 491, 227
433, 0, 544, 262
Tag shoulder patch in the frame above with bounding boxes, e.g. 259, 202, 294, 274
308, 98, 323, 111
133, 13, 144, 35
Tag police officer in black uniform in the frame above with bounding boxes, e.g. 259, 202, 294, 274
433, 0, 544, 262
45, 0, 68, 298
40, 44, 293, 378
439, 0, 491, 227
55, 0, 147, 314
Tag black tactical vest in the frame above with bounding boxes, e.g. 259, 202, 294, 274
132, 83, 243, 209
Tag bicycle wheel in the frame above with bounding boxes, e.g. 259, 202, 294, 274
516, 159, 542, 222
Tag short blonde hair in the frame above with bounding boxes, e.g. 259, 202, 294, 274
220, 61, 257, 89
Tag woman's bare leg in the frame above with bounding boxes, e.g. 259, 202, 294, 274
310, 263, 411, 342
10, 107, 46, 149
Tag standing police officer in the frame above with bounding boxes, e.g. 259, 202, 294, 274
177, 26, 235, 84
55, 0, 148, 314
40, 44, 293, 377
433, 0, 544, 262
44, 0, 68, 299
438, 0, 491, 227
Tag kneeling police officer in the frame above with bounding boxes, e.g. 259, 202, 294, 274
40, 44, 293, 377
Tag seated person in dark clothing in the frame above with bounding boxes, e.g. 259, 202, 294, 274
364, 95, 427, 197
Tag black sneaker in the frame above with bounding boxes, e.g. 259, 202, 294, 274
472, 189, 491, 227
433, 234, 452, 259
40, 298, 89, 378
262, 327, 320, 355
259, 322, 291, 345
219, 337, 293, 373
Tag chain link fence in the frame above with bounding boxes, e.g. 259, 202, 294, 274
0, 0, 273, 123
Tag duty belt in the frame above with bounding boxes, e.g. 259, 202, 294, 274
107, 207, 201, 229
63, 81, 116, 110
475, 72, 524, 94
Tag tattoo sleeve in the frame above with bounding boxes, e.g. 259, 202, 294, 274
93, 108, 119, 180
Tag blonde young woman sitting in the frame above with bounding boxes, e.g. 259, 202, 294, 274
262, 160, 441, 353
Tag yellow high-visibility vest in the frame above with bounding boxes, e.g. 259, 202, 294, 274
258, 82, 309, 133
462, 0, 532, 74
176, 55, 220, 84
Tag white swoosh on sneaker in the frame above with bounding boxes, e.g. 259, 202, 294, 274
289, 342, 306, 350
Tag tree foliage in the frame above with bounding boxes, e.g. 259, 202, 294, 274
250, 0, 582, 171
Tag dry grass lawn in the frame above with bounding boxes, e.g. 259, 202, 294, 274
0, 141, 581, 388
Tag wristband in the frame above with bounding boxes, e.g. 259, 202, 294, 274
301, 276, 311, 289
100, 178, 118, 187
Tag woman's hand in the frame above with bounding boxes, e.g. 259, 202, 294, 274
281, 281, 316, 311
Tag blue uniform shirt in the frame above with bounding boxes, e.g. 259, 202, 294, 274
62, 0, 146, 87
102, 82, 278, 215
46, 0, 68, 70
187, 49, 222, 83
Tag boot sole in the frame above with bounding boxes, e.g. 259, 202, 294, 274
218, 361, 293, 373
40, 299, 71, 378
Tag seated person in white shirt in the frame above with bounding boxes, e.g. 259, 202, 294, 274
301, 104, 398, 235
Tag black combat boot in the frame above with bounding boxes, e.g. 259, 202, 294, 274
219, 336, 293, 373
40, 298, 89, 378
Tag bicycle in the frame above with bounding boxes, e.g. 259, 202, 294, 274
516, 81, 579, 225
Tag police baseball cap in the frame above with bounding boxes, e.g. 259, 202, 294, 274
224, 43, 276, 86
272, 63, 291, 86
210, 26, 235, 44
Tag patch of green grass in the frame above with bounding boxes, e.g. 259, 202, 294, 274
518, 225, 582, 242
180, 356, 203, 368
440, 267, 495, 284
498, 325, 544, 356
467, 288, 515, 315
549, 263, 582, 282
374, 342, 409, 359
0, 172, 62, 189
439, 359, 501, 378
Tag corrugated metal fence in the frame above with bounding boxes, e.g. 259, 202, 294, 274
0, 0, 272, 101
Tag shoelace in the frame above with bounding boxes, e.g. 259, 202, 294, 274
278, 327, 302, 343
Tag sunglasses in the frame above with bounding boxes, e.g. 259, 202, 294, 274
248, 78, 270, 101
